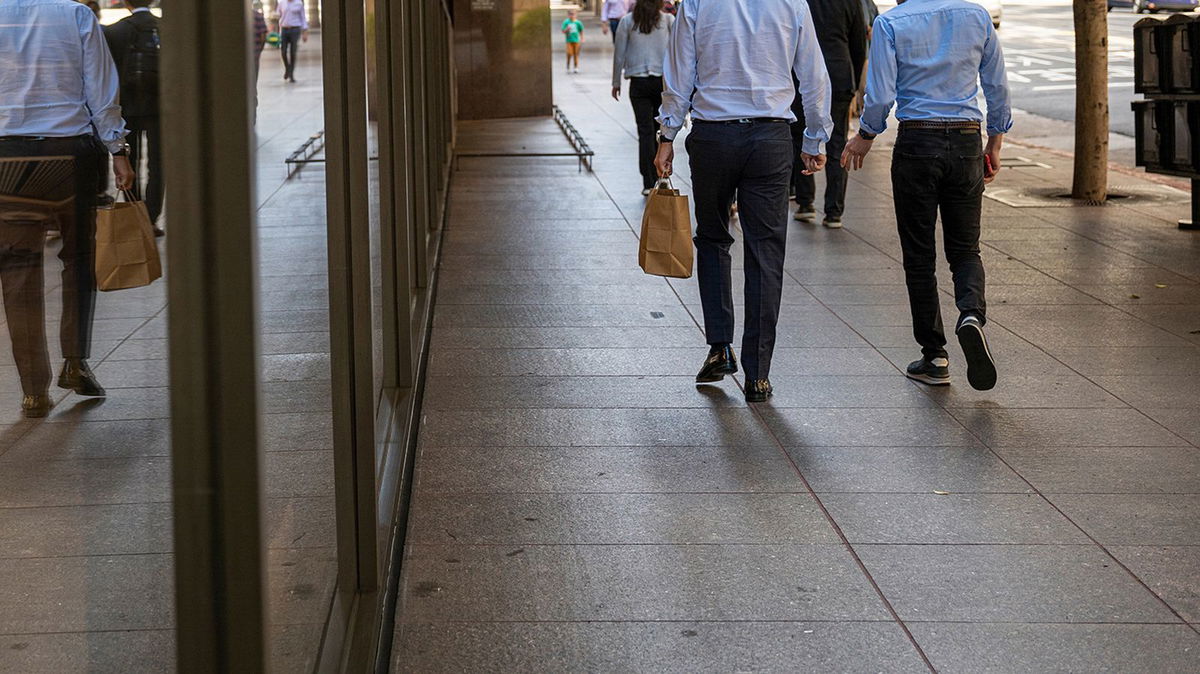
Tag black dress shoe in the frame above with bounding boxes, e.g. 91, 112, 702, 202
696, 345, 738, 383
21, 394, 53, 419
745, 379, 773, 403
57, 359, 106, 397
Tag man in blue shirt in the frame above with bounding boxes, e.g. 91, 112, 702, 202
841, 0, 1011, 391
654, 0, 834, 403
0, 0, 134, 416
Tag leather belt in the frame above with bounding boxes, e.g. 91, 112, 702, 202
899, 121, 981, 131
694, 118, 789, 125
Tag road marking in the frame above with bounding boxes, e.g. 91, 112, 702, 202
1032, 81, 1136, 91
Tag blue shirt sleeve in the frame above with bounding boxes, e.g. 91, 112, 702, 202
79, 7, 127, 152
979, 21, 1013, 136
859, 16, 896, 137
657, 0, 696, 139
793, 0, 833, 155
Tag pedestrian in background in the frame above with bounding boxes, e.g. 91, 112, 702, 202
851, 0, 880, 118
601, 0, 635, 42
276, 0, 308, 83
842, 0, 1011, 391
655, 0, 833, 403
611, 0, 674, 195
0, 0, 134, 417
105, 0, 165, 236
562, 9, 585, 74
83, 0, 101, 19
791, 0, 867, 229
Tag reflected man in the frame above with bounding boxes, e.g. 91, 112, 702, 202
0, 0, 134, 417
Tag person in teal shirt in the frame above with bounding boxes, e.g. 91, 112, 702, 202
562, 9, 584, 73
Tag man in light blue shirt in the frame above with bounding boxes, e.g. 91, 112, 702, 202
653, 0, 834, 403
841, 0, 1012, 391
0, 0, 133, 416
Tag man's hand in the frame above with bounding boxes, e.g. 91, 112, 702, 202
112, 155, 135, 191
984, 134, 1003, 184
302, 30, 309, 43
841, 134, 873, 171
612, 87, 620, 101
601, 23, 609, 34
800, 153, 826, 175
654, 142, 675, 178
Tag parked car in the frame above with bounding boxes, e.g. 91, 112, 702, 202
1111, 0, 1200, 12
875, 0, 1002, 28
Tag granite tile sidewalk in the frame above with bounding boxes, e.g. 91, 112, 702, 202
391, 16, 1200, 673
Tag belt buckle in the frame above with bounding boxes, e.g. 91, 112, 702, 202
736, 118, 753, 124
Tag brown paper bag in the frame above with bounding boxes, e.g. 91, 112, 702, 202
638, 178, 693, 278
94, 191, 162, 291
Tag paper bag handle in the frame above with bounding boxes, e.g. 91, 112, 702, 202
652, 177, 674, 192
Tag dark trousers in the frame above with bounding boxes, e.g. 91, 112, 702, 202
280, 26, 302, 80
609, 18, 620, 42
687, 121, 793, 381
126, 115, 163, 224
629, 75, 663, 190
791, 92, 852, 217
891, 127, 987, 360
0, 136, 100, 395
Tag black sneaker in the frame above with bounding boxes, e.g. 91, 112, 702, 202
956, 315, 997, 391
794, 205, 816, 222
823, 214, 843, 229
906, 357, 951, 386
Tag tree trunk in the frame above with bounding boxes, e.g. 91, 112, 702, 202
1072, 0, 1109, 203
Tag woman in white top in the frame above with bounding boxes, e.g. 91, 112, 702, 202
611, 0, 674, 194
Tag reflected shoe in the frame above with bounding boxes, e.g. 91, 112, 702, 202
57, 359, 106, 397
642, 188, 652, 196
21, 394, 53, 419
823, 215, 843, 229
745, 379, 773, 403
794, 205, 815, 222
956, 315, 997, 391
906, 357, 951, 386
696, 345, 738, 383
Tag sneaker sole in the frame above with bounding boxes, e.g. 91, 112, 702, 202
823, 222, 843, 229
794, 212, 816, 222
957, 323, 997, 391
905, 372, 951, 386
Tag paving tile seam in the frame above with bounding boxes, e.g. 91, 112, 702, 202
390, 618, 1195, 626
408, 490, 1200, 496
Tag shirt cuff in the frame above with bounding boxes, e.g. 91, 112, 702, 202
986, 120, 1013, 136
802, 137, 823, 156
859, 118, 886, 137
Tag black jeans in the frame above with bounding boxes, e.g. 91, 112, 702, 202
688, 120, 793, 381
0, 136, 101, 394
891, 127, 987, 360
280, 26, 302, 80
126, 115, 163, 224
629, 75, 663, 190
791, 92, 852, 217
609, 18, 620, 42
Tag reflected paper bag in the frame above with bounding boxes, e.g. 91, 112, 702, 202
638, 178, 693, 279
94, 192, 162, 291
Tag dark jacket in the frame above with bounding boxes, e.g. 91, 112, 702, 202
805, 0, 868, 95
103, 10, 160, 117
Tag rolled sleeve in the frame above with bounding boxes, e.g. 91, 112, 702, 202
79, 9, 127, 152
859, 17, 896, 136
980, 22, 1012, 136
794, 1, 833, 155
656, 0, 696, 139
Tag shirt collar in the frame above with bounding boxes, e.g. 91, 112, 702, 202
132, 7, 152, 13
